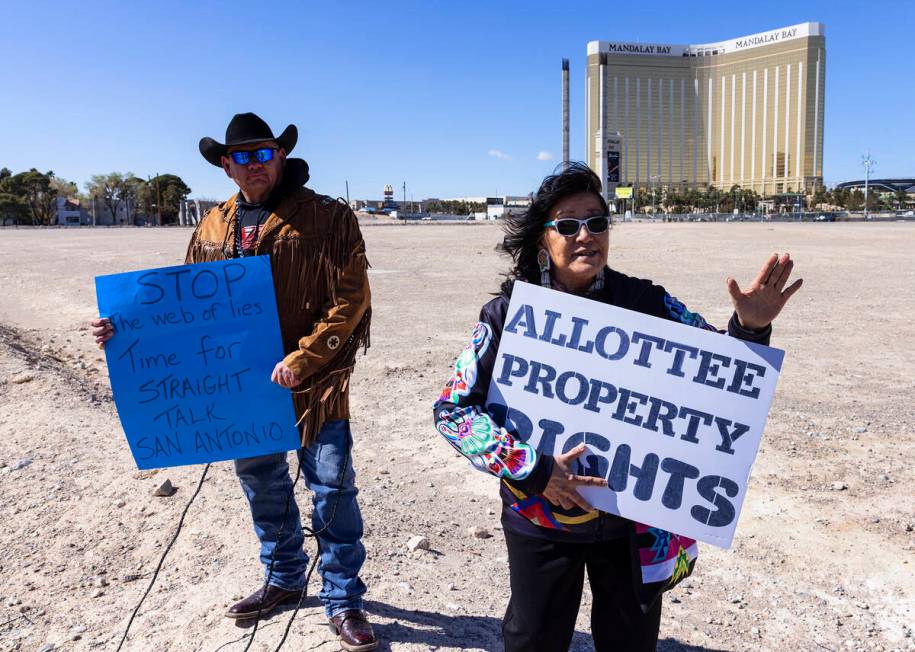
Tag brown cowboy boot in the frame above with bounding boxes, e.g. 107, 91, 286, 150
328, 609, 378, 651
225, 585, 303, 619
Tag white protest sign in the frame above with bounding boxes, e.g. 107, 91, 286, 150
485, 281, 784, 548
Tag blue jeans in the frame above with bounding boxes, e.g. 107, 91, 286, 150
234, 419, 367, 618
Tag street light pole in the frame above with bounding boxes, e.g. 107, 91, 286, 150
861, 152, 875, 220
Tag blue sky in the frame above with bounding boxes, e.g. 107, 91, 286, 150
1, 1, 912, 200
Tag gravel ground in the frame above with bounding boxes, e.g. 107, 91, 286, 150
0, 222, 912, 651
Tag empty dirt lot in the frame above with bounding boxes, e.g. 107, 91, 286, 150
0, 222, 912, 651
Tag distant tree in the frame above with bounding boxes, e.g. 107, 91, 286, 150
635, 188, 651, 213
50, 176, 78, 200
86, 173, 125, 224
866, 191, 884, 212
150, 174, 191, 224
894, 188, 908, 210
697, 185, 720, 212
847, 189, 865, 211
661, 189, 678, 213
742, 188, 760, 212
0, 192, 29, 224
120, 174, 146, 225
832, 187, 849, 209
811, 187, 827, 209
3, 170, 60, 224
135, 177, 155, 223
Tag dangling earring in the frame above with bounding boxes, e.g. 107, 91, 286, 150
538, 248, 551, 287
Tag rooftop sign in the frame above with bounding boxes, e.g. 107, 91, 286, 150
588, 22, 824, 58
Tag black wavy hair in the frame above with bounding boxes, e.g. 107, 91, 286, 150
499, 161, 609, 295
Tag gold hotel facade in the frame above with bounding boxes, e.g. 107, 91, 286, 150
586, 22, 826, 195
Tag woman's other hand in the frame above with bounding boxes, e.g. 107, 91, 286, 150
90, 318, 114, 349
542, 443, 608, 512
727, 253, 803, 330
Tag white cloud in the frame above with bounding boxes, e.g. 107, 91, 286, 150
488, 149, 511, 160
537, 151, 553, 161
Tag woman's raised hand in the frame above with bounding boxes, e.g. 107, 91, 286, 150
727, 253, 803, 331
542, 443, 608, 512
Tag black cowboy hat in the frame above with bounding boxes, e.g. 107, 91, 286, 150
199, 112, 297, 166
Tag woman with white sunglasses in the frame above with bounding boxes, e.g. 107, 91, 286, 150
432, 162, 802, 651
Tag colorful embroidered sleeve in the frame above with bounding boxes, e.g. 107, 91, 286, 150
433, 318, 539, 482
662, 293, 720, 332
660, 291, 772, 345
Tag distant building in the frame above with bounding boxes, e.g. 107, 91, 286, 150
348, 194, 530, 218
835, 178, 914, 209
834, 178, 915, 196
485, 195, 532, 219
587, 22, 826, 194
53, 196, 137, 226
504, 195, 532, 216
51, 197, 212, 226
55, 197, 87, 226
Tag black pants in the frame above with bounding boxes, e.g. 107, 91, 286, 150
502, 530, 662, 652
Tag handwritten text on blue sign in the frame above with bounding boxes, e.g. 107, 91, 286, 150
95, 256, 300, 469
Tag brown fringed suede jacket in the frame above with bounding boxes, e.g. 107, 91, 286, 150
184, 173, 371, 446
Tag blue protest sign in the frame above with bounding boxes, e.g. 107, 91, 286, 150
95, 256, 301, 469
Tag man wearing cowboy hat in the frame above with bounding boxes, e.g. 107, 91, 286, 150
91, 112, 377, 650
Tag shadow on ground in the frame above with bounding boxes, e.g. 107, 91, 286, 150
363, 600, 731, 652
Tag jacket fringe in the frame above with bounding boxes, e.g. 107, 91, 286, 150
293, 308, 371, 446
185, 192, 371, 448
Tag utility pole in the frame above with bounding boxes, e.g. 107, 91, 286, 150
402, 181, 406, 224
561, 58, 570, 168
345, 180, 350, 206
861, 152, 875, 220
155, 173, 162, 226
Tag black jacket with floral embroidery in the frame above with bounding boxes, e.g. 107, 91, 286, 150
432, 268, 770, 608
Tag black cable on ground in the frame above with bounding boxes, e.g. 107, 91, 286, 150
116, 463, 211, 652
114, 430, 352, 652
272, 433, 351, 652
240, 450, 307, 652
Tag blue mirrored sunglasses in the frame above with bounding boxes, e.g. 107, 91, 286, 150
229, 147, 276, 165
544, 215, 611, 237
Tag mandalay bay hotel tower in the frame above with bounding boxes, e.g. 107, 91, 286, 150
586, 22, 825, 196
